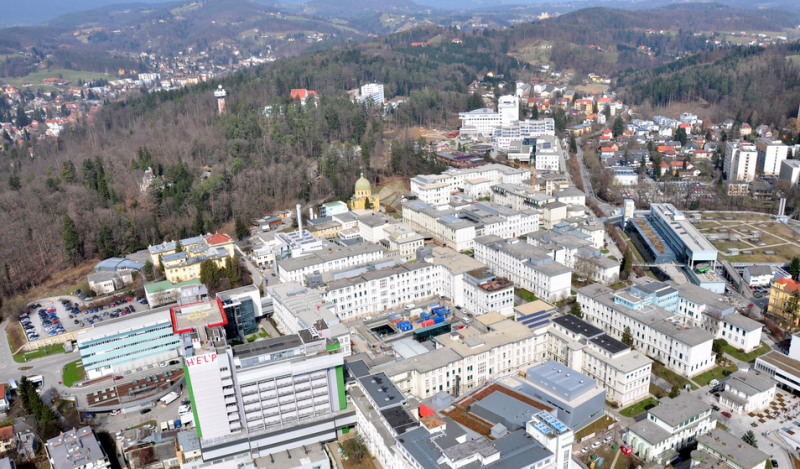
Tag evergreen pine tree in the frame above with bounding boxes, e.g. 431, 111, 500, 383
62, 214, 81, 263
789, 256, 800, 281
194, 209, 205, 235
742, 430, 758, 448
621, 326, 634, 347
570, 302, 583, 319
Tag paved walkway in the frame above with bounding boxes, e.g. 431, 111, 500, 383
608, 449, 622, 469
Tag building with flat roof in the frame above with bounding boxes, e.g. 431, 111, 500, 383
780, 159, 800, 185
510, 360, 605, 430
626, 393, 714, 463
45, 427, 109, 469
218, 285, 261, 340
725, 140, 758, 182
319, 201, 348, 218
756, 138, 789, 176
755, 350, 800, 395
266, 282, 351, 355
648, 204, 717, 266
77, 307, 181, 379
87, 270, 134, 295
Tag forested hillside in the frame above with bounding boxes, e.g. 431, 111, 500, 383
617, 43, 800, 125
0, 27, 522, 301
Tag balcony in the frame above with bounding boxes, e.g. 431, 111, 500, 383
311, 379, 327, 389
260, 390, 276, 399
241, 386, 258, 396
225, 396, 237, 405
245, 403, 262, 413
262, 398, 278, 408
276, 378, 293, 387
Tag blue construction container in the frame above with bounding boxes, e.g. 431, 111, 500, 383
420, 312, 430, 321
433, 316, 444, 324
428, 304, 440, 311
398, 321, 413, 332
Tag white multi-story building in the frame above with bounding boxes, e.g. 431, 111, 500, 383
491, 119, 557, 150
756, 138, 789, 176
626, 393, 714, 463
718, 370, 776, 414
577, 283, 716, 377
358, 83, 384, 106
275, 241, 384, 283
421, 246, 486, 307
381, 224, 424, 256
527, 231, 619, 283
411, 163, 533, 200
532, 134, 561, 170
612, 167, 638, 186
458, 107, 502, 137
498, 94, 520, 126
375, 317, 543, 397
548, 314, 653, 407
317, 261, 442, 320
780, 159, 800, 185
401, 201, 538, 252
474, 236, 572, 302
675, 283, 763, 352
265, 282, 351, 355
697, 428, 770, 469
724, 140, 758, 182
491, 184, 555, 211
463, 267, 515, 317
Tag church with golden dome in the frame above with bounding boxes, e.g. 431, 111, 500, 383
348, 173, 380, 211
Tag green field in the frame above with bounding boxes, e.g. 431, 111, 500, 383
14, 343, 69, 363
0, 68, 110, 90
63, 359, 86, 387
693, 363, 738, 387
620, 397, 659, 417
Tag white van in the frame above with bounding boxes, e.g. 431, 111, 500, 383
404, 304, 416, 311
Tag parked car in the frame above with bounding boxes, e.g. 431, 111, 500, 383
721, 411, 732, 418
140, 408, 151, 415
110, 409, 122, 416
772, 460, 778, 468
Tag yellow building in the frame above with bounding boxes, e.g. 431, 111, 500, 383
148, 233, 235, 284
767, 277, 800, 327
348, 173, 380, 211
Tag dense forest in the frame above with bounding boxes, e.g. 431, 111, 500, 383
617, 43, 800, 126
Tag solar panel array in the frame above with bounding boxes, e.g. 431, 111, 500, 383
538, 412, 568, 434
533, 421, 552, 435
517, 310, 552, 329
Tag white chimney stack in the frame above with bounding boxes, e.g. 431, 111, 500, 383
296, 203, 303, 232
309, 207, 314, 220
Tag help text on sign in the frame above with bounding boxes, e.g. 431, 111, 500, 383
186, 353, 217, 367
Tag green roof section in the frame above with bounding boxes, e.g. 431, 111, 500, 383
144, 278, 202, 294
326, 340, 341, 351
336, 365, 347, 410
183, 360, 202, 439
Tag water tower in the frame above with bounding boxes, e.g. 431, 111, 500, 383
214, 85, 227, 115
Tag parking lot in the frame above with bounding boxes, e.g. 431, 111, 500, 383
22, 295, 141, 342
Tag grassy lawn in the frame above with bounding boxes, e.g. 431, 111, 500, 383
608, 255, 617, 260
609, 282, 627, 290
601, 249, 610, 254
258, 327, 269, 338
620, 397, 659, 417
724, 342, 771, 362
650, 383, 666, 398
575, 415, 616, 440
246, 335, 258, 343
653, 361, 698, 390
15, 343, 69, 363
62, 360, 85, 387
0, 68, 110, 89
693, 363, 738, 387
228, 339, 243, 346
515, 288, 538, 302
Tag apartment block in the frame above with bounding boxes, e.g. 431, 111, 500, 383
411, 163, 533, 198
577, 283, 716, 377
718, 370, 775, 414
724, 140, 758, 182
779, 159, 800, 185
767, 277, 800, 328
755, 137, 789, 176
